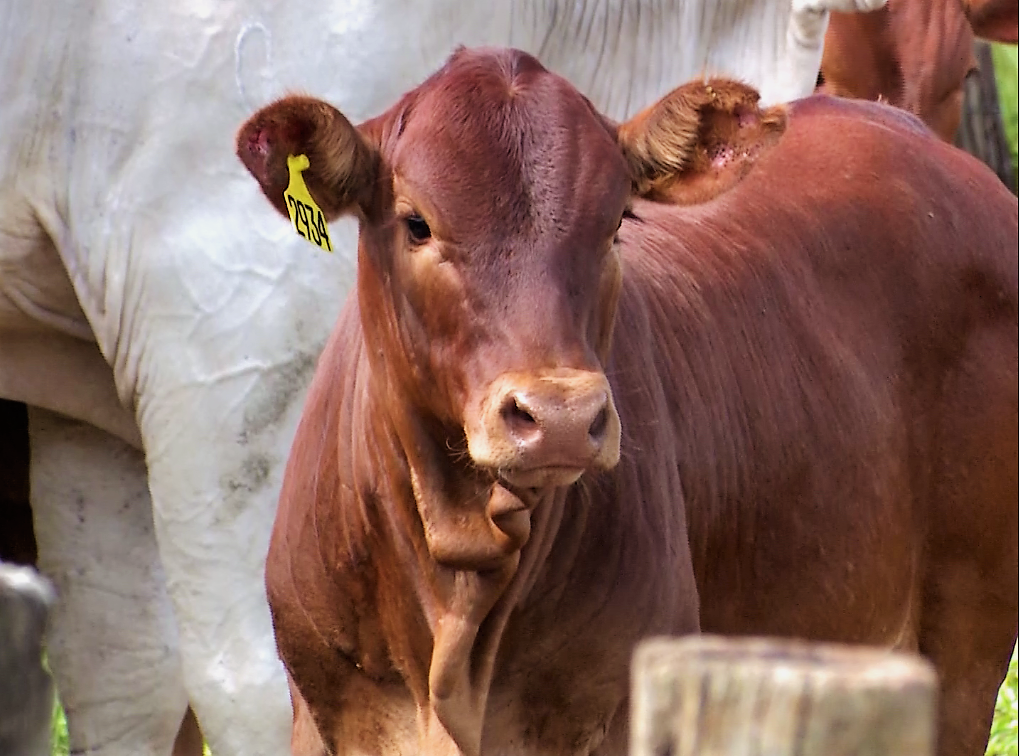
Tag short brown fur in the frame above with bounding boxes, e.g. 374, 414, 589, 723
238, 48, 1019, 756
819, 0, 1019, 141
965, 0, 1019, 42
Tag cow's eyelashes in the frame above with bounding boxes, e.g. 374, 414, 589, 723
613, 207, 636, 242
614, 207, 637, 234
405, 214, 432, 244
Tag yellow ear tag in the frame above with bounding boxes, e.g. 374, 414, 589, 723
284, 154, 333, 252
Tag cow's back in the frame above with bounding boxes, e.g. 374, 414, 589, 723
617, 94, 1017, 756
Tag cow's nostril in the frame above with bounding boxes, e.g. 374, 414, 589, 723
502, 396, 538, 433
588, 405, 609, 442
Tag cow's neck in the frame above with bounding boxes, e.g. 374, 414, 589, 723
365, 385, 569, 756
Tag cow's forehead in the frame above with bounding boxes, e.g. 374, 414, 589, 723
385, 49, 630, 237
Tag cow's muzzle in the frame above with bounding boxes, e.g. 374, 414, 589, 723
465, 368, 621, 488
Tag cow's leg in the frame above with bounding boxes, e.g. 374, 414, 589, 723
288, 674, 328, 756
29, 407, 190, 756
115, 220, 354, 756
55, 154, 356, 751
922, 320, 1019, 756
142, 414, 301, 756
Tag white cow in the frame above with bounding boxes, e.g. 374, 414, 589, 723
0, 1, 883, 754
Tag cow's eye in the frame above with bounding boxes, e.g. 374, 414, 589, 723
614, 207, 636, 240
405, 214, 432, 243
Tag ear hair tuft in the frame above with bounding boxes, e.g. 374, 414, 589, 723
618, 79, 786, 197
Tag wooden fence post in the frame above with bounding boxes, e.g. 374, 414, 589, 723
631, 635, 937, 756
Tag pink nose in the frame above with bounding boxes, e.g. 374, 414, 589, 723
466, 369, 621, 486
500, 386, 611, 459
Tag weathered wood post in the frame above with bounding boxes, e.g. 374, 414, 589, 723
631, 636, 937, 756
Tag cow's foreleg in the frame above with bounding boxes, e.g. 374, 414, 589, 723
922, 319, 1019, 756
85, 186, 353, 755
138, 358, 310, 756
29, 408, 190, 756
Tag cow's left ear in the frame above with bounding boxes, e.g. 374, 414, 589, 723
617, 79, 787, 203
237, 95, 381, 221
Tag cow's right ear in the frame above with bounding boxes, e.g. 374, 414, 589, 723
236, 95, 380, 221
617, 79, 786, 204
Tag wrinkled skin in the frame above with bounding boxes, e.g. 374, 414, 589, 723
0, 1, 883, 754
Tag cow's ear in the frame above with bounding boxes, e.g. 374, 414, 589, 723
617, 79, 786, 203
236, 95, 380, 221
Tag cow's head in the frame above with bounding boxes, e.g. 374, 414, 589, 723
239, 50, 782, 751
238, 47, 783, 563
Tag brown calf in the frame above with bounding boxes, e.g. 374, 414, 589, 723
820, 0, 1018, 141
238, 47, 1018, 756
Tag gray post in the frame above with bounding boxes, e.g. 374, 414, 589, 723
631, 635, 937, 756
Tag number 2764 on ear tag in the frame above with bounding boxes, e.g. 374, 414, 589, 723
284, 154, 333, 252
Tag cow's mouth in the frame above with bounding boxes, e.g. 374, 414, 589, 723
485, 468, 580, 553
497, 465, 586, 491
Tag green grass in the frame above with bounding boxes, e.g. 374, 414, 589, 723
46, 643, 1019, 755
50, 699, 68, 756
988, 643, 1019, 756
49, 699, 212, 756
990, 42, 1019, 180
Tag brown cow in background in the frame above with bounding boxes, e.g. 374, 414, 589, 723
819, 0, 1018, 141
239, 47, 1018, 756
965, 0, 1020, 43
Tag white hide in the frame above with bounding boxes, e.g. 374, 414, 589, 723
29, 409, 188, 756
0, 1, 884, 754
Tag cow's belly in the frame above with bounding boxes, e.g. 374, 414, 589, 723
0, 230, 139, 446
